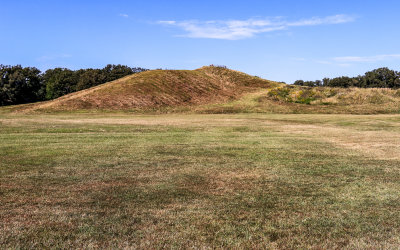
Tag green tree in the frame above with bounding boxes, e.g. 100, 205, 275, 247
293, 80, 304, 86
322, 78, 330, 86
0, 65, 43, 105
43, 68, 78, 100
76, 69, 106, 91
326, 76, 353, 87
364, 68, 397, 88
102, 64, 147, 82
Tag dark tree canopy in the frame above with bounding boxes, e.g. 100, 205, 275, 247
0, 64, 148, 106
293, 67, 400, 89
76, 69, 106, 91
0, 65, 43, 106
44, 68, 78, 100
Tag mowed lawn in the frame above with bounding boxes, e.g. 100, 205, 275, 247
1, 113, 400, 248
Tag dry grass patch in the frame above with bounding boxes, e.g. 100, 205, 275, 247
1, 113, 400, 248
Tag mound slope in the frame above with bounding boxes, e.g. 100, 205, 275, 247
20, 66, 277, 112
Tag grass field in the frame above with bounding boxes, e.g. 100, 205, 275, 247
1, 113, 400, 248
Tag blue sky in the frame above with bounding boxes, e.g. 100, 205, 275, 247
1, 0, 400, 83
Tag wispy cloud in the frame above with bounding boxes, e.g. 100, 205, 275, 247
287, 14, 355, 27
333, 54, 400, 63
291, 57, 307, 62
159, 20, 176, 25
158, 14, 356, 40
312, 54, 400, 67
119, 13, 129, 18
36, 54, 72, 62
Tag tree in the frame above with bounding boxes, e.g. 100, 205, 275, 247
293, 80, 322, 87
294, 68, 400, 89
322, 78, 330, 86
293, 80, 304, 86
324, 76, 353, 88
394, 73, 400, 89
103, 64, 132, 82
0, 65, 43, 105
76, 69, 106, 91
364, 68, 398, 88
43, 68, 78, 100
0, 64, 148, 106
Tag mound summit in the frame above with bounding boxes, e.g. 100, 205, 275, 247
21, 66, 277, 112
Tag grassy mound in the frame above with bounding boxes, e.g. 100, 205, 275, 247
267, 85, 400, 105
8, 66, 400, 114
17, 66, 277, 113
197, 85, 400, 114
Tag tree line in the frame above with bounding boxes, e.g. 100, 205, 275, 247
0, 64, 148, 106
293, 67, 400, 88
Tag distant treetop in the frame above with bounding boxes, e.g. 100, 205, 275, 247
209, 64, 227, 69
293, 67, 400, 89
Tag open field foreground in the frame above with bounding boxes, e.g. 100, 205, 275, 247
1, 113, 400, 248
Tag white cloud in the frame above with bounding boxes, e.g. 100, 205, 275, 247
37, 54, 72, 62
333, 54, 400, 63
313, 54, 400, 67
288, 14, 355, 27
119, 14, 129, 18
315, 60, 332, 65
290, 57, 307, 62
158, 14, 356, 40
159, 20, 176, 25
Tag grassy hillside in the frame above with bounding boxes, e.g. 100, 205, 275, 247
16, 66, 278, 113
8, 66, 400, 114
197, 85, 400, 114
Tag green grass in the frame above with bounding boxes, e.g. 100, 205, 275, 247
1, 113, 400, 248
195, 86, 400, 115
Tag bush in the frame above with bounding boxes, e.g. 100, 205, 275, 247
268, 87, 292, 102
